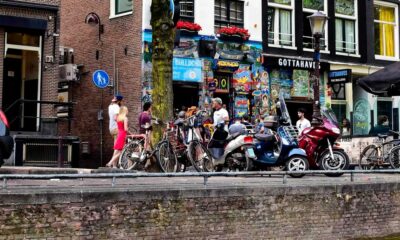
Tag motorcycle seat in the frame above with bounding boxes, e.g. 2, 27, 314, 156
255, 133, 275, 142
227, 132, 241, 141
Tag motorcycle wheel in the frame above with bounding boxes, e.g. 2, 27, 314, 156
188, 140, 213, 172
319, 150, 350, 177
286, 155, 309, 178
119, 140, 144, 170
157, 141, 178, 173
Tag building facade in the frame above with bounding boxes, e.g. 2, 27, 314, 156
60, 0, 142, 168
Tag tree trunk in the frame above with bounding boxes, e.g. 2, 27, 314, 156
150, 0, 175, 144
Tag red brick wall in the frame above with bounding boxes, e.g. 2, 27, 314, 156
60, 0, 143, 168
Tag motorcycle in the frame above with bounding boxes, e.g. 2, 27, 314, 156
251, 95, 309, 177
188, 121, 256, 172
298, 108, 350, 177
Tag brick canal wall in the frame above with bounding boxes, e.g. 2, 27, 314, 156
1, 183, 400, 239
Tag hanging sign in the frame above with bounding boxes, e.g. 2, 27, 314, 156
328, 69, 352, 84
233, 69, 252, 93
173, 57, 202, 82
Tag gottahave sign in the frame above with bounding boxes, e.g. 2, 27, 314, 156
328, 69, 352, 84
173, 57, 202, 83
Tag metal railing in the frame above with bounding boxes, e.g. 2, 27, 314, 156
1, 170, 400, 189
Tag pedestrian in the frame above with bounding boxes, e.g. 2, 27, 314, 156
296, 108, 311, 135
139, 102, 152, 134
108, 94, 123, 143
341, 118, 351, 136
369, 115, 390, 135
212, 97, 229, 132
106, 106, 129, 168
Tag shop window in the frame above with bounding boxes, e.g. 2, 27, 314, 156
332, 104, 347, 132
302, 0, 327, 50
267, 0, 294, 47
110, 0, 133, 17
331, 83, 346, 100
335, 0, 357, 54
377, 100, 392, 129
180, 0, 194, 22
215, 0, 244, 32
374, 2, 398, 59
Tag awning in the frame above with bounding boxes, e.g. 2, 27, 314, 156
357, 62, 400, 96
0, 15, 47, 31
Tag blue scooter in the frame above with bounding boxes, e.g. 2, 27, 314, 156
251, 95, 309, 177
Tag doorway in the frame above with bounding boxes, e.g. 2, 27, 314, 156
3, 32, 42, 131
286, 100, 313, 125
173, 82, 200, 111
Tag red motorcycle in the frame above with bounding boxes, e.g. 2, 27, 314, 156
298, 108, 350, 176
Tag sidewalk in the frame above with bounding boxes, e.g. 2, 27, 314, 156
0, 166, 131, 175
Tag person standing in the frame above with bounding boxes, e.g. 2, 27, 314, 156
138, 102, 152, 134
106, 106, 129, 168
296, 108, 311, 135
212, 97, 229, 131
108, 95, 123, 143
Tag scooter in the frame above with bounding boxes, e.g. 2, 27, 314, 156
298, 108, 350, 177
251, 95, 309, 177
188, 122, 256, 172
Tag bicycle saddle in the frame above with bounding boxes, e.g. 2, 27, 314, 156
141, 123, 152, 130
378, 134, 388, 139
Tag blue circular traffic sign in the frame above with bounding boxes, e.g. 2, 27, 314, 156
92, 70, 110, 88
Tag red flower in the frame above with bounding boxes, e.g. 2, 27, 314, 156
218, 26, 251, 40
176, 20, 202, 31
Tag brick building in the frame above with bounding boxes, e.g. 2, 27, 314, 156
61, 0, 142, 168
0, 0, 63, 164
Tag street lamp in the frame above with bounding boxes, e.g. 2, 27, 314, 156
307, 11, 328, 126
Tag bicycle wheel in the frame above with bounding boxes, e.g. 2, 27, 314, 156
157, 141, 178, 173
119, 140, 143, 170
389, 145, 400, 169
359, 145, 379, 170
188, 140, 213, 172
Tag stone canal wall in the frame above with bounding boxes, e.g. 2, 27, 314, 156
1, 183, 400, 239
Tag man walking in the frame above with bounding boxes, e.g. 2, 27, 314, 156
212, 97, 229, 131
296, 108, 311, 135
108, 94, 123, 143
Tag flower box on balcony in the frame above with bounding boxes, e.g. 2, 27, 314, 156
217, 26, 250, 43
176, 21, 202, 37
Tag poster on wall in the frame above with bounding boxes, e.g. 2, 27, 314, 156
142, 41, 153, 103
232, 69, 252, 94
292, 69, 310, 97
234, 96, 249, 118
353, 98, 370, 135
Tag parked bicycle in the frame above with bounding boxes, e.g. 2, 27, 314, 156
119, 117, 178, 172
359, 130, 400, 169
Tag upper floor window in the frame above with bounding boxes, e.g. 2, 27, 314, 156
110, 0, 133, 18
267, 0, 294, 47
374, 1, 398, 59
180, 0, 194, 22
215, 0, 244, 32
335, 0, 357, 54
302, 0, 327, 50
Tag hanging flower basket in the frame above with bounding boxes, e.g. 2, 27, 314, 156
176, 20, 202, 37
217, 26, 250, 42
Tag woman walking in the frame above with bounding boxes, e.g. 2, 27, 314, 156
106, 106, 129, 168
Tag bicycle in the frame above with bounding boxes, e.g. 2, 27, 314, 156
119, 118, 178, 172
359, 130, 400, 169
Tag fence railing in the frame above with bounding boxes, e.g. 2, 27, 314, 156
2, 170, 400, 188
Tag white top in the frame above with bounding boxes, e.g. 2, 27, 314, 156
213, 108, 229, 132
108, 103, 120, 131
296, 118, 311, 135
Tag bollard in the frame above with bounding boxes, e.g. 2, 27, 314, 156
58, 136, 64, 168
2, 178, 7, 189
350, 172, 354, 182
112, 177, 116, 187
283, 174, 287, 184
203, 176, 208, 186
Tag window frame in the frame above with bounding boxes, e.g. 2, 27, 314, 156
214, 0, 245, 32
302, 0, 329, 53
373, 0, 399, 60
180, 0, 195, 22
267, 0, 296, 49
110, 0, 133, 19
335, 0, 359, 56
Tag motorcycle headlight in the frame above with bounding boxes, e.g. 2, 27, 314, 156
332, 127, 341, 134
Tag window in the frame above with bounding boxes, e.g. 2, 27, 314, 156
335, 0, 357, 54
302, 0, 327, 50
374, 2, 398, 59
267, 0, 294, 47
215, 0, 244, 32
377, 99, 392, 129
180, 0, 194, 22
110, 0, 133, 17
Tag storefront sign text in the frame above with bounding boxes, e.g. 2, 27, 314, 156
216, 60, 240, 68
328, 69, 352, 83
278, 58, 316, 69
173, 57, 202, 83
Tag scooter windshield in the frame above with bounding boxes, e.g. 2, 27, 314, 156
321, 108, 339, 127
278, 94, 292, 125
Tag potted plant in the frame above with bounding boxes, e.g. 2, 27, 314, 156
176, 20, 202, 36
217, 26, 251, 42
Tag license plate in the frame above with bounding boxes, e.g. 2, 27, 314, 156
246, 148, 256, 158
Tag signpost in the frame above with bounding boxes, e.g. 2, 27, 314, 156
92, 70, 110, 88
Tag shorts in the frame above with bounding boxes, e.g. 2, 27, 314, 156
110, 128, 118, 141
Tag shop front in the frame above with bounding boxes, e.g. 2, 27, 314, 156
262, 56, 330, 123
